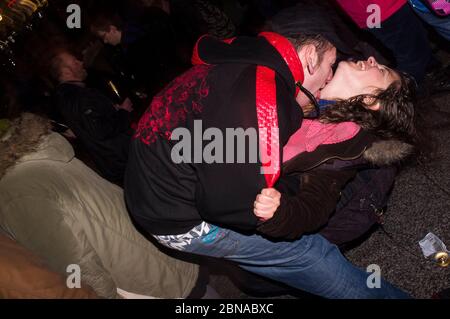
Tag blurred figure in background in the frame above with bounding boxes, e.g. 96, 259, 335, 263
408, 0, 450, 41
90, 1, 236, 100
50, 51, 132, 185
335, 0, 435, 84
90, 9, 186, 99
266, 0, 364, 63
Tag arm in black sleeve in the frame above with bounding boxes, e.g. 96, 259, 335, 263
256, 169, 356, 240
113, 109, 133, 133
81, 93, 131, 141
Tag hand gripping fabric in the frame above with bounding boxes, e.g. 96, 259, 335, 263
257, 32, 304, 187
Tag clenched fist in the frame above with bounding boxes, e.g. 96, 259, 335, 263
253, 188, 281, 222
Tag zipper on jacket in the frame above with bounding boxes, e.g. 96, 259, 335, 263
284, 146, 367, 174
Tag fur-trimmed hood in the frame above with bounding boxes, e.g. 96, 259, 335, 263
0, 113, 73, 179
363, 139, 414, 166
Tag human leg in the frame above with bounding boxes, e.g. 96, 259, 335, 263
367, 4, 433, 82
178, 226, 410, 299
412, 8, 450, 41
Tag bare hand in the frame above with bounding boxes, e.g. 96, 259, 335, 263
115, 97, 134, 112
62, 128, 77, 140
253, 188, 281, 222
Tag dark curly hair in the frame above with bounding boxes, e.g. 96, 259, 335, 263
319, 72, 418, 145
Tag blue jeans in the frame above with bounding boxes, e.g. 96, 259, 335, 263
179, 226, 410, 299
367, 3, 433, 82
412, 7, 450, 41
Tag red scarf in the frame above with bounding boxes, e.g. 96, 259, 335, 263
192, 32, 304, 187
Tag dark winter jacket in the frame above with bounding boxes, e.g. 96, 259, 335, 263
54, 82, 131, 184
124, 32, 305, 235
257, 127, 413, 240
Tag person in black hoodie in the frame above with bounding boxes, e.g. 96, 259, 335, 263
124, 32, 409, 298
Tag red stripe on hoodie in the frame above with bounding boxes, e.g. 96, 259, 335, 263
256, 32, 304, 187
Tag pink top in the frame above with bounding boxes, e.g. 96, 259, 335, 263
336, 0, 407, 28
283, 119, 361, 163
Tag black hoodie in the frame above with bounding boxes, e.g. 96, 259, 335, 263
124, 33, 304, 235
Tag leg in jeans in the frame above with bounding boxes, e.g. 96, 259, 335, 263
367, 3, 433, 82
180, 227, 410, 299
412, 8, 450, 41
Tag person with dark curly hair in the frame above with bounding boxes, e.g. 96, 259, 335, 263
255, 56, 419, 245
